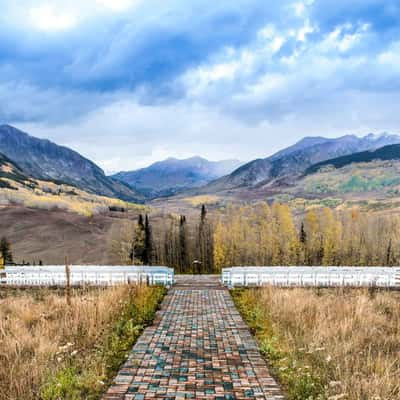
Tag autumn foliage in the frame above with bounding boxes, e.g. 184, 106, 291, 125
213, 203, 400, 270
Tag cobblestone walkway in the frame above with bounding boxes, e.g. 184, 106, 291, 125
103, 278, 284, 399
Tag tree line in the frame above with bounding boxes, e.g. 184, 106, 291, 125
214, 203, 400, 270
5, 202, 399, 271
112, 206, 215, 273
0, 237, 13, 267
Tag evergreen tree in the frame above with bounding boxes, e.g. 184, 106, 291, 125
300, 223, 307, 244
144, 214, 154, 265
198, 205, 214, 273
386, 239, 393, 266
179, 215, 189, 273
0, 237, 13, 265
133, 214, 146, 264
201, 204, 206, 223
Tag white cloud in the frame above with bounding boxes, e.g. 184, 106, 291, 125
16, 98, 267, 172
296, 19, 315, 42
291, 0, 315, 17
29, 4, 78, 31
182, 49, 256, 97
293, 2, 306, 17
17, 88, 400, 173
320, 23, 369, 53
25, 0, 142, 32
378, 45, 400, 65
3, 0, 400, 172
95, 0, 141, 12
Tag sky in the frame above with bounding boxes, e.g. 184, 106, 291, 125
1, 0, 400, 173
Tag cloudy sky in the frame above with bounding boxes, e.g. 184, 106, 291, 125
1, 0, 400, 173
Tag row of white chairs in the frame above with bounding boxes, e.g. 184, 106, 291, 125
0, 266, 174, 287
222, 266, 400, 288
1, 266, 400, 288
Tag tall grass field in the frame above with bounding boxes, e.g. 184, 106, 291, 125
0, 285, 165, 400
233, 287, 400, 400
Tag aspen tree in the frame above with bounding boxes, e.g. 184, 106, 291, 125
321, 208, 341, 265
214, 220, 227, 271
259, 202, 273, 265
303, 209, 321, 265
271, 203, 281, 265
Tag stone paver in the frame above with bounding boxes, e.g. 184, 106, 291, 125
103, 277, 284, 399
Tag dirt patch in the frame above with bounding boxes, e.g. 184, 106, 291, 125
0, 206, 139, 264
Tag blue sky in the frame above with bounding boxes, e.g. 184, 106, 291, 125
1, 0, 400, 172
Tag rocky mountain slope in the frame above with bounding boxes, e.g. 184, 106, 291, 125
305, 144, 400, 174
201, 133, 400, 192
0, 125, 141, 202
0, 152, 34, 189
112, 156, 243, 198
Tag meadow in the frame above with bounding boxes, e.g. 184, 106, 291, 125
233, 287, 400, 400
0, 285, 165, 400
0, 176, 146, 217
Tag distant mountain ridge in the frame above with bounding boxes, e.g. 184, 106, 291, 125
0, 125, 141, 202
112, 156, 243, 198
201, 132, 400, 193
306, 143, 400, 174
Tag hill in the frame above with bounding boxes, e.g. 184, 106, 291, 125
0, 125, 142, 202
305, 144, 400, 174
0, 150, 145, 217
258, 144, 400, 213
112, 156, 242, 198
201, 133, 400, 193
0, 152, 34, 189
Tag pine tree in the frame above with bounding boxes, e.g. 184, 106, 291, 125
298, 222, 307, 265
0, 237, 13, 265
201, 204, 206, 224
133, 214, 146, 264
179, 215, 189, 273
198, 205, 213, 273
386, 239, 393, 266
144, 214, 154, 265
300, 222, 307, 244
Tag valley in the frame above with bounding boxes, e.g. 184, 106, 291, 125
4, 125, 400, 266
3, 3, 400, 399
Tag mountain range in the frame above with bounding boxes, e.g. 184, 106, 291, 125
112, 157, 243, 198
0, 125, 141, 202
305, 144, 400, 174
198, 133, 400, 194
2, 124, 400, 205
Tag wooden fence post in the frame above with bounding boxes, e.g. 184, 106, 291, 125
65, 256, 71, 306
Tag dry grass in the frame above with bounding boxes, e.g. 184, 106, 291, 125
234, 288, 400, 400
182, 195, 220, 207
0, 178, 146, 217
0, 285, 165, 400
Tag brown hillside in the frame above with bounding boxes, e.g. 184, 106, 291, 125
0, 206, 139, 265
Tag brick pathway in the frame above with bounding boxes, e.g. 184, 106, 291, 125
103, 276, 284, 399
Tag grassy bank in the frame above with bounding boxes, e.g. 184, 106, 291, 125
232, 287, 400, 400
0, 285, 166, 400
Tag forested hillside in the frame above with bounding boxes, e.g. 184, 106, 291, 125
111, 202, 400, 272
